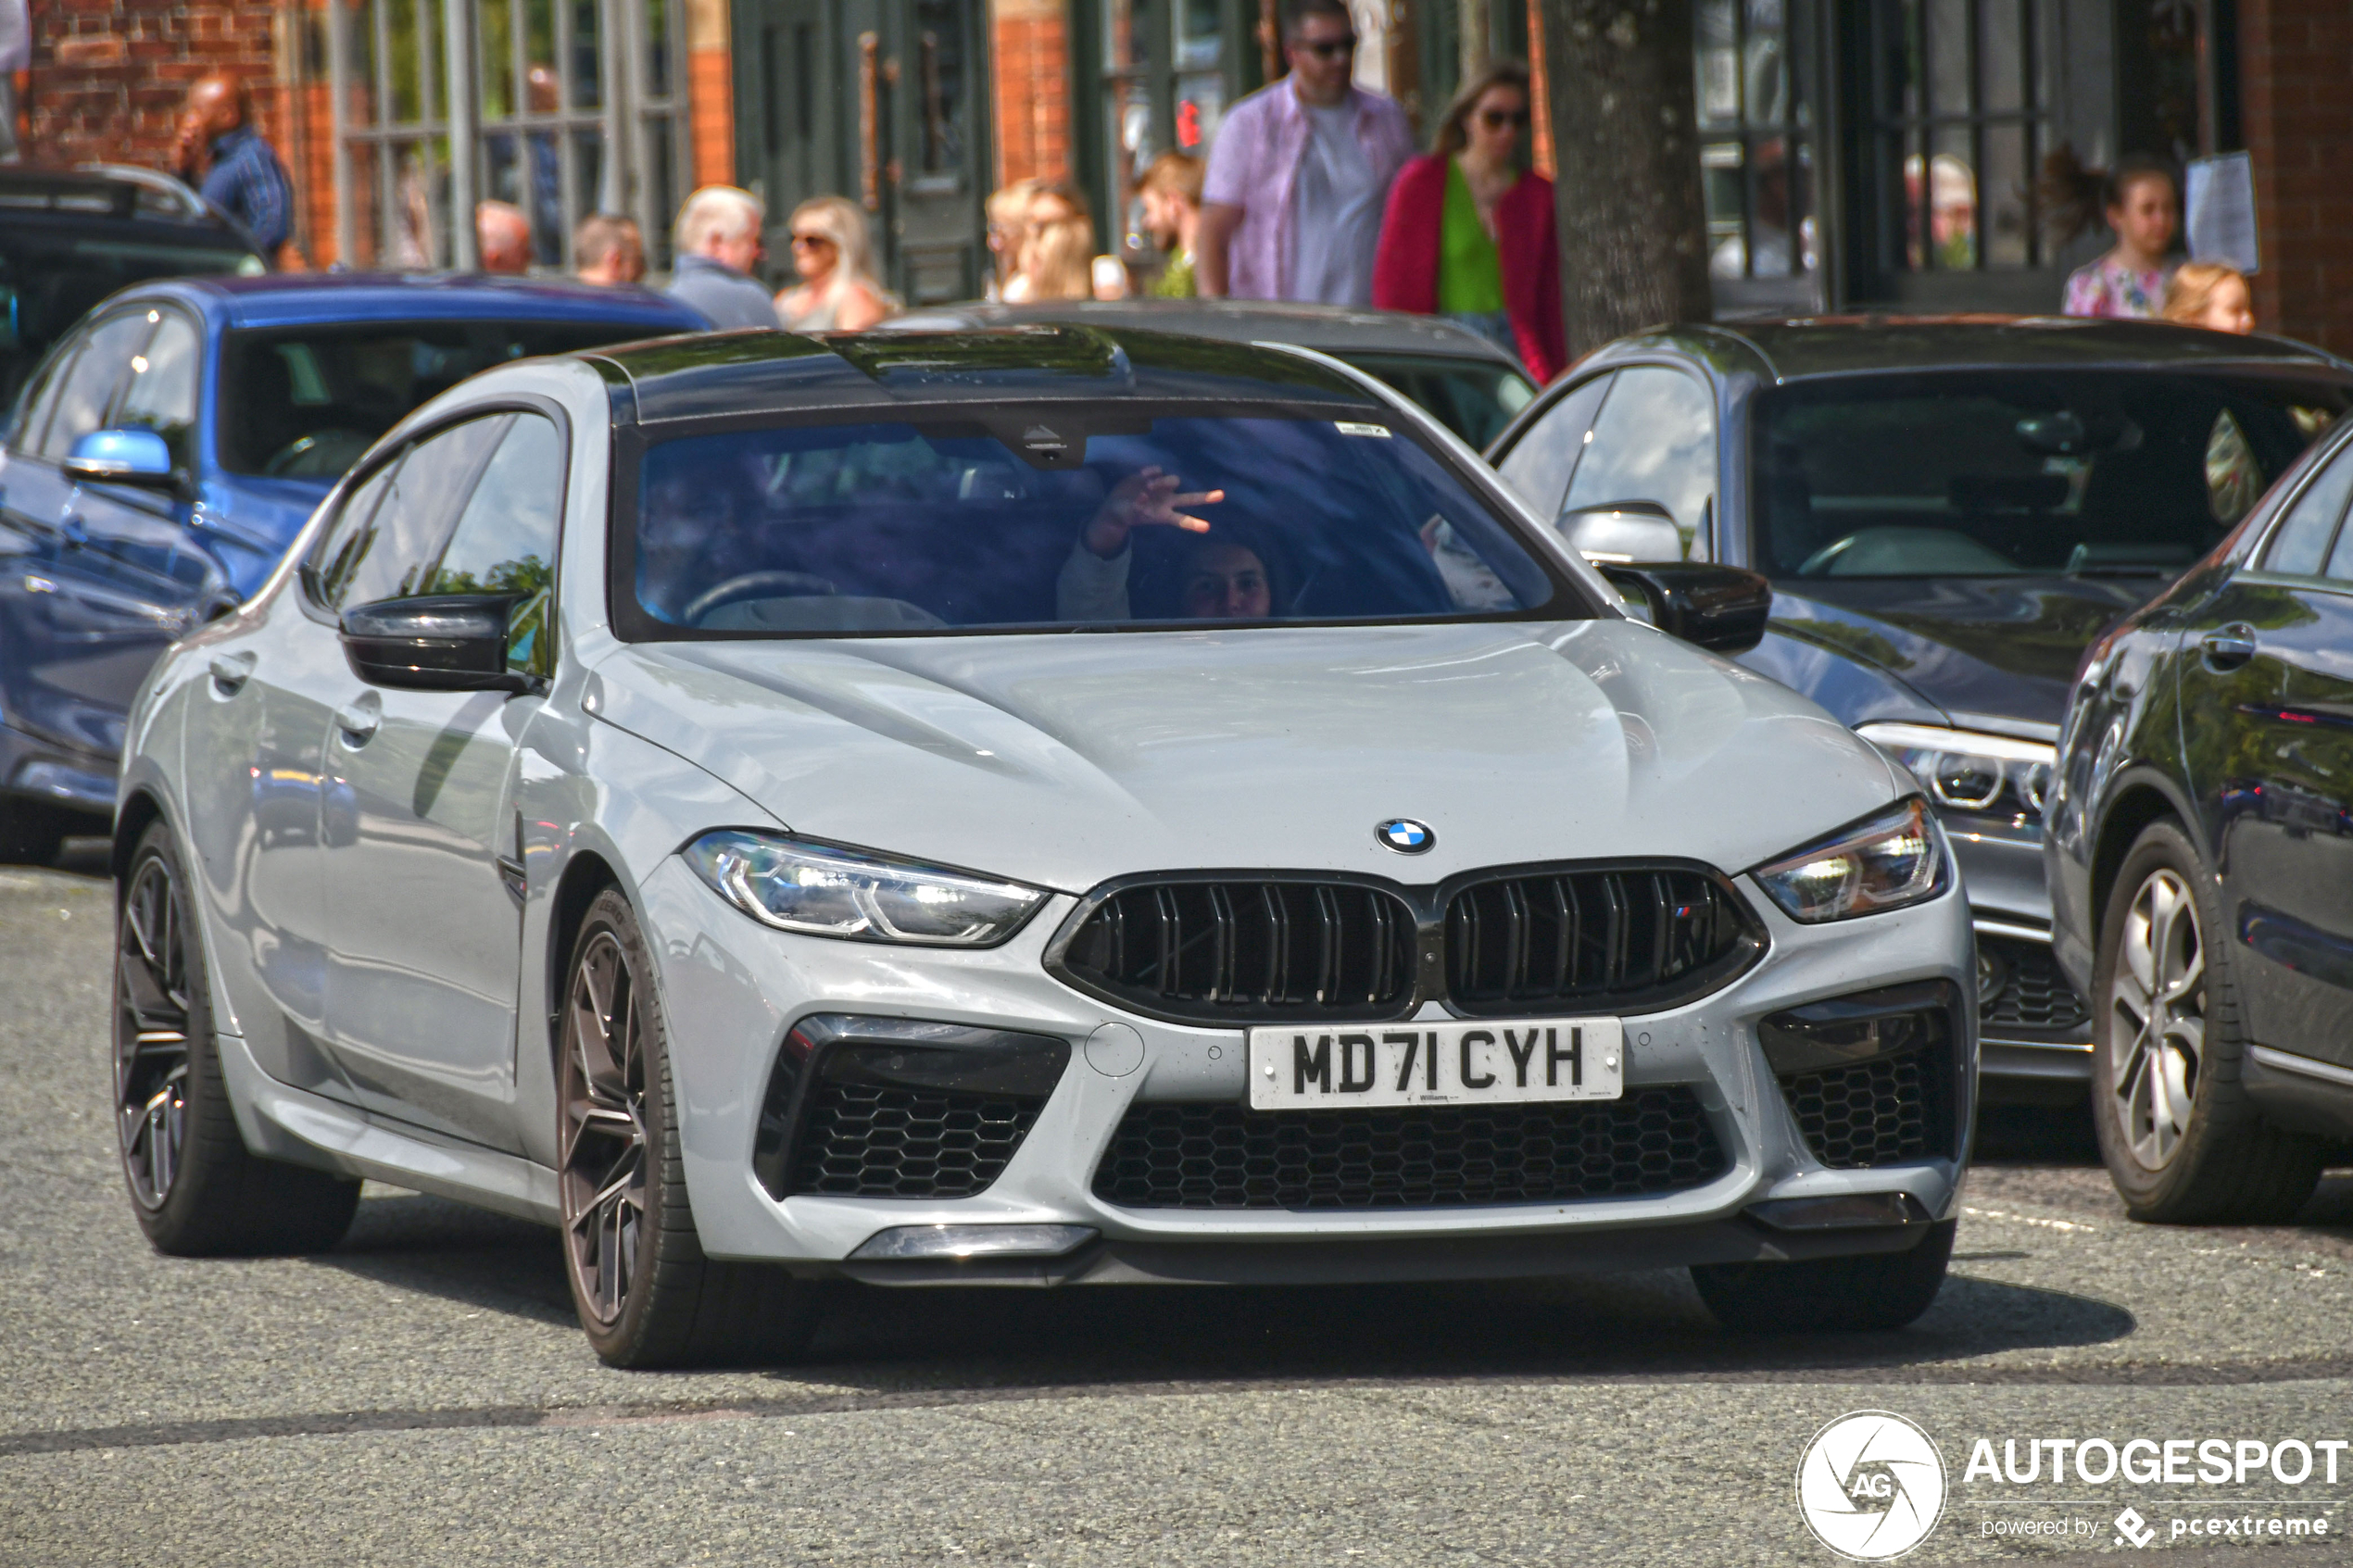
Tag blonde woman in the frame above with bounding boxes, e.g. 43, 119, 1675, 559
2161, 262, 2256, 334
774, 196, 890, 332
1002, 182, 1092, 302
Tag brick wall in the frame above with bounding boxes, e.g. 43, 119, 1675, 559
990, 0, 1068, 191
22, 0, 283, 171
2236, 0, 2353, 354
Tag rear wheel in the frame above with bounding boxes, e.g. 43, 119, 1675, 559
1691, 1222, 1956, 1333
2090, 820, 2322, 1223
116, 820, 359, 1254
558, 889, 819, 1368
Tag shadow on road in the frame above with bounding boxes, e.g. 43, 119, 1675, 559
315, 1187, 2135, 1388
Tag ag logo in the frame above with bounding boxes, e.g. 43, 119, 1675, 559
1794, 1411, 1946, 1561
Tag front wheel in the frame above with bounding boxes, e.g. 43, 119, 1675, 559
558, 888, 820, 1367
1691, 1222, 1956, 1334
115, 820, 359, 1254
2089, 819, 2322, 1223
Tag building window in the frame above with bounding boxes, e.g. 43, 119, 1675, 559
1088, 0, 1244, 258
299, 0, 689, 270
1697, 0, 1819, 304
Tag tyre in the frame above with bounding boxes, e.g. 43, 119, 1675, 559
0, 796, 70, 866
559, 888, 820, 1368
2089, 819, 2323, 1223
116, 820, 360, 1254
1691, 1221, 1956, 1334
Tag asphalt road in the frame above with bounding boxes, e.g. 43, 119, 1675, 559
5, 853, 2352, 1566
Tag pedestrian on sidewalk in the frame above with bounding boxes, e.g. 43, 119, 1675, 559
2052, 152, 2178, 320
1136, 152, 1203, 297
174, 74, 296, 264
573, 214, 647, 286
774, 196, 891, 331
1371, 60, 1562, 382
1195, 0, 1415, 304
475, 201, 534, 274
2161, 262, 2255, 334
665, 186, 777, 330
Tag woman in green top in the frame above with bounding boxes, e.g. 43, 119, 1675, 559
1373, 61, 1565, 382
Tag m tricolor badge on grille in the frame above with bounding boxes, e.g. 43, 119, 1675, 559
1375, 818, 1434, 854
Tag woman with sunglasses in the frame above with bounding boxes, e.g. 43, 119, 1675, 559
1371, 61, 1564, 383
774, 195, 892, 332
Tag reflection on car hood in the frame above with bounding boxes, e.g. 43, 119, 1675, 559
587, 621, 1899, 894
1767, 577, 2157, 731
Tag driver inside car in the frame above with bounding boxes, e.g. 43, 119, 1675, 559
1054, 465, 1257, 621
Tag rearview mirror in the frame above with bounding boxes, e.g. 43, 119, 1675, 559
1557, 499, 1683, 564
340, 596, 534, 693
64, 428, 177, 488
1598, 562, 1773, 655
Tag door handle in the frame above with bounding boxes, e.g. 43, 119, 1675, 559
2200, 624, 2258, 671
208, 650, 257, 695
333, 694, 381, 745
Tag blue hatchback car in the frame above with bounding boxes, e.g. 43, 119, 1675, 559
0, 274, 706, 859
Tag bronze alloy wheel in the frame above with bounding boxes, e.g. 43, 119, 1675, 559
554, 888, 820, 1366
2107, 866, 2206, 1172
560, 927, 649, 1329
116, 849, 194, 1210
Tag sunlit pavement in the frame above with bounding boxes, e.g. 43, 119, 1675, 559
4, 859, 2348, 1566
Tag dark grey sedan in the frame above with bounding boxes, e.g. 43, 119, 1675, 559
1485, 317, 2353, 1097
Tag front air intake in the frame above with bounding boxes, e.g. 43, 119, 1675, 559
1443, 866, 1762, 1016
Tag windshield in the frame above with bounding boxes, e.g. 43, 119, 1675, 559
1755, 371, 2349, 579
0, 232, 258, 405
618, 409, 1571, 638
1338, 352, 1538, 449
218, 320, 661, 480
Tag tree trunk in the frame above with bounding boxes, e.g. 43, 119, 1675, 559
1540, 1, 1715, 358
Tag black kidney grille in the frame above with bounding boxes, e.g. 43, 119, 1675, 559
1089, 1088, 1727, 1210
788, 1081, 1045, 1198
1778, 1056, 1931, 1169
1446, 868, 1754, 1014
1981, 936, 2089, 1033
1059, 881, 1417, 1022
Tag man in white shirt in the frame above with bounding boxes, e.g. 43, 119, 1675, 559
1196, 0, 1416, 305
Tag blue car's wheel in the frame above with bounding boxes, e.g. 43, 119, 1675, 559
115, 820, 359, 1255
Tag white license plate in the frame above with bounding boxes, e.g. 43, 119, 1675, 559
1246, 1019, 1624, 1110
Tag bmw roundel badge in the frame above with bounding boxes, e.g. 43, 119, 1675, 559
1375, 818, 1435, 855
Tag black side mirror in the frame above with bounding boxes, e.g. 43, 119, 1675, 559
339, 595, 533, 693
1598, 562, 1773, 655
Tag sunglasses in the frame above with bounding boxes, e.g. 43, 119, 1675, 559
1294, 32, 1357, 60
1478, 107, 1530, 130
789, 232, 837, 249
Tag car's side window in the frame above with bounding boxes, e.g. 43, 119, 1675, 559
308, 458, 401, 609
7, 339, 84, 456
2261, 443, 2353, 578
1562, 367, 1718, 560
321, 415, 511, 611
111, 310, 204, 474
34, 311, 155, 463
1495, 372, 1612, 521
418, 412, 565, 675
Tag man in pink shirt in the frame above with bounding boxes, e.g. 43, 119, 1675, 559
1197, 0, 1416, 304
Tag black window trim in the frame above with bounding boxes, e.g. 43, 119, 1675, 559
604, 395, 1608, 646
296, 394, 575, 661
2244, 418, 2353, 587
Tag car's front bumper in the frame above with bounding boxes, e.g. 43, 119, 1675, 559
1943, 809, 2094, 1088
637, 856, 1977, 1285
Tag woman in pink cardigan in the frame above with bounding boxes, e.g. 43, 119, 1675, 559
1371, 61, 1564, 384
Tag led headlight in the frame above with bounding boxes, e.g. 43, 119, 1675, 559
1751, 797, 1949, 923
684, 832, 1048, 946
1856, 721, 2056, 818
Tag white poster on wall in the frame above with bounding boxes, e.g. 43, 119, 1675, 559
2186, 152, 2260, 274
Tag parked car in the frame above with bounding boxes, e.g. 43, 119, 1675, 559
881, 299, 1539, 448
116, 324, 1973, 1366
1485, 318, 2353, 1098
2045, 408, 2353, 1222
0, 164, 266, 408
0, 273, 707, 862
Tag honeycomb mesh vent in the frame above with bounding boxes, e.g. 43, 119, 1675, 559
1089, 1088, 1727, 1210
1778, 1056, 1931, 1170
1981, 935, 2089, 1033
788, 1081, 1045, 1198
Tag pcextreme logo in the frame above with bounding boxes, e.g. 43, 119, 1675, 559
1795, 1411, 1949, 1561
